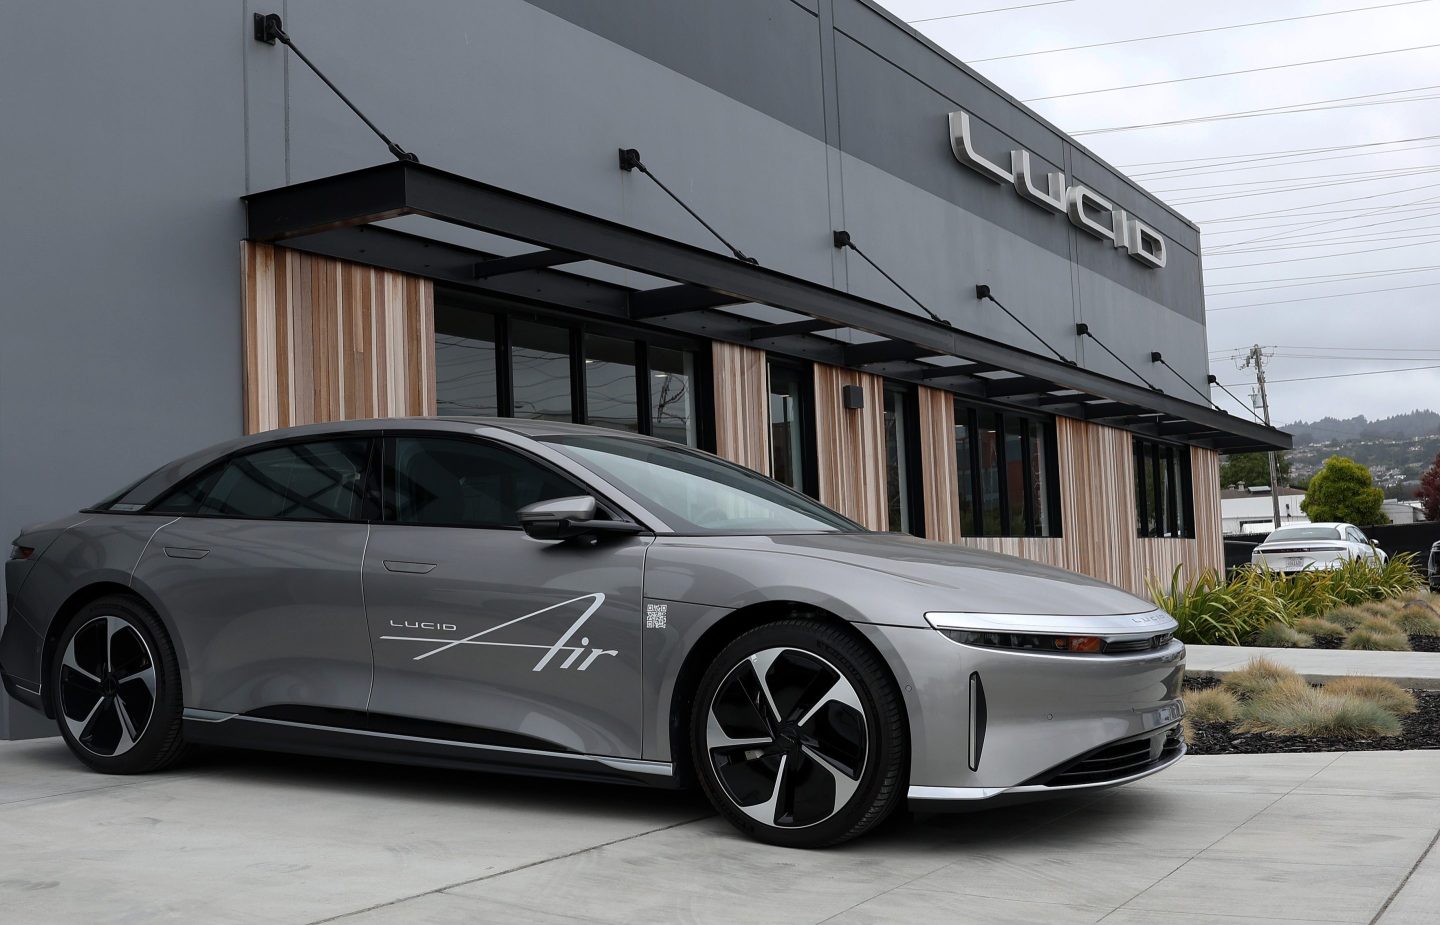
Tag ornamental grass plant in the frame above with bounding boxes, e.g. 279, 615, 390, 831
1294, 617, 1346, 638
1236, 677, 1402, 738
1181, 686, 1240, 723
1222, 658, 1302, 700
1249, 621, 1312, 648
1324, 677, 1418, 716
1388, 602, 1440, 636
1341, 626, 1412, 651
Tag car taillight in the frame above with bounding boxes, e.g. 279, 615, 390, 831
8, 545, 34, 561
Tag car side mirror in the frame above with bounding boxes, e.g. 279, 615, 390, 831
517, 496, 643, 543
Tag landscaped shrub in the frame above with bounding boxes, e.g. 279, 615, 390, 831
1357, 615, 1403, 636
1324, 677, 1418, 716
1341, 627, 1411, 651
1237, 677, 1402, 738
1150, 568, 1280, 646
1389, 602, 1440, 636
1295, 617, 1347, 638
1250, 621, 1312, 648
1223, 658, 1301, 699
1182, 686, 1240, 723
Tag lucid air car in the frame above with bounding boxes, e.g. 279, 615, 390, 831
1250, 522, 1387, 574
1, 419, 1185, 847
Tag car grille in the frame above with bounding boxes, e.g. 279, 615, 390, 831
1028, 726, 1184, 788
1103, 632, 1173, 654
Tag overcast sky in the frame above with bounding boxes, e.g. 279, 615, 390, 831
879, 0, 1440, 430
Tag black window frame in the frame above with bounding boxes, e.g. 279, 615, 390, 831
1133, 436, 1196, 539
953, 399, 1061, 538
434, 291, 714, 451
143, 434, 383, 524
766, 357, 819, 498
883, 381, 925, 537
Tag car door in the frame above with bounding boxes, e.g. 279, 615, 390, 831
362, 433, 650, 758
1349, 527, 1382, 563
132, 436, 378, 717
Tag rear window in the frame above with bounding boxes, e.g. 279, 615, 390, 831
1266, 526, 1341, 542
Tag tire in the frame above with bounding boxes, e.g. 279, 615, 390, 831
690, 618, 907, 848
50, 594, 190, 774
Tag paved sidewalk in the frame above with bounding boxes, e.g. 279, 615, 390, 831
1187, 644, 1440, 689
2, 737, 1439, 924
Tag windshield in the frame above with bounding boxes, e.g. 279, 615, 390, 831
1266, 526, 1342, 542
541, 435, 864, 534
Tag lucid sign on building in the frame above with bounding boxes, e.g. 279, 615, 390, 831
948, 111, 1167, 269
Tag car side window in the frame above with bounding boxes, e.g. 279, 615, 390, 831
148, 466, 224, 515
1347, 528, 1364, 544
191, 439, 374, 521
387, 437, 589, 528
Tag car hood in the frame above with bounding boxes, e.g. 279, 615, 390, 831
645, 531, 1158, 620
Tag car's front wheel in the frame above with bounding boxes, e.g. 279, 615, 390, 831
690, 618, 907, 848
50, 594, 189, 774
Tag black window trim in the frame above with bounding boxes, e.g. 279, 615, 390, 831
953, 397, 1062, 539
883, 380, 926, 537
766, 356, 820, 499
1133, 434, 1196, 539
434, 290, 715, 452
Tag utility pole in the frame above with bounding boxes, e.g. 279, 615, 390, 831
1241, 345, 1282, 530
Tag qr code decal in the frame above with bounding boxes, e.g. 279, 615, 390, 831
645, 603, 668, 629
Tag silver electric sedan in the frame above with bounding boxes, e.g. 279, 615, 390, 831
1, 418, 1185, 847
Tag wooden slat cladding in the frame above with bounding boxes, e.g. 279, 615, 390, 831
812, 366, 887, 530
242, 243, 435, 434
711, 341, 772, 474
915, 394, 1223, 597
917, 386, 962, 543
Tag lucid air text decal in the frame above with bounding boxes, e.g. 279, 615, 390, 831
380, 593, 618, 671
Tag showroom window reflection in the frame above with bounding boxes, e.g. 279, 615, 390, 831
433, 296, 702, 446
953, 400, 1060, 537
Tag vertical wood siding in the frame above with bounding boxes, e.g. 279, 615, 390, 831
915, 393, 1223, 597
242, 243, 434, 434
711, 341, 772, 474
812, 366, 888, 530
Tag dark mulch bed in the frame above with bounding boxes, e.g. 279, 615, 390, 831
1410, 634, 1440, 653
1182, 676, 1440, 755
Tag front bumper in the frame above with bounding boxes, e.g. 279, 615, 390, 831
855, 620, 1186, 801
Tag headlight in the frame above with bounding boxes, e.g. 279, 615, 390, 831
8, 545, 33, 561
925, 612, 1174, 655
937, 629, 1104, 653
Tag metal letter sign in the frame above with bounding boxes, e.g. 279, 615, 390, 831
948, 111, 1166, 269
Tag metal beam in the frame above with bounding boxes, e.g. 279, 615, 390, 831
749, 319, 840, 341
920, 363, 993, 379
628, 284, 746, 319
982, 376, 1054, 399
243, 161, 1291, 451
844, 340, 941, 366
472, 249, 582, 278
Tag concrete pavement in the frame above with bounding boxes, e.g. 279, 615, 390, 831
1186, 644, 1440, 689
1, 738, 1437, 924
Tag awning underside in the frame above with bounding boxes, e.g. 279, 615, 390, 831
243, 161, 1290, 453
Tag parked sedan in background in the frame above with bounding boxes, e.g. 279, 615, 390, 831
2, 418, 1186, 848
1251, 522, 1387, 574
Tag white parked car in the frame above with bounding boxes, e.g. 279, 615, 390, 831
1251, 522, 1386, 574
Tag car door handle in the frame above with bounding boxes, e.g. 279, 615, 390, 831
383, 560, 437, 574
163, 546, 210, 560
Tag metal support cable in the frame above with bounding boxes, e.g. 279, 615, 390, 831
1076, 324, 1162, 392
833, 231, 949, 326
254, 14, 418, 163
1152, 353, 1220, 408
1209, 376, 1267, 423
974, 285, 1072, 364
619, 149, 757, 264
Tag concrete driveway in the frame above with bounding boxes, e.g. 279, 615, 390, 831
1, 739, 1436, 924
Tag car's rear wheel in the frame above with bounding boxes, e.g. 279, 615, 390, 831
690, 618, 906, 848
51, 595, 189, 774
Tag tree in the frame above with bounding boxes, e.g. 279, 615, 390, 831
1300, 456, 1388, 526
1219, 451, 1290, 489
1418, 451, 1440, 521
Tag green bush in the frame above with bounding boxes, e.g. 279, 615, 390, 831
1182, 687, 1241, 723
1390, 602, 1440, 636
1357, 615, 1403, 636
1237, 677, 1402, 738
1150, 554, 1423, 646
1223, 658, 1302, 699
1250, 621, 1312, 648
1324, 677, 1418, 716
1341, 627, 1411, 651
1294, 617, 1346, 638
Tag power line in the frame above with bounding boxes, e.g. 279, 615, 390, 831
1133, 138, 1440, 180
1166, 168, 1440, 206
1201, 204, 1440, 228
1209, 193, 1440, 249
1070, 89, 1440, 136
906, 0, 1074, 24
1206, 266, 1440, 296
1148, 163, 1440, 196
1204, 228, 1440, 252
1193, 181, 1440, 225
1221, 364, 1440, 386
1205, 281, 1440, 312
969, 0, 1436, 62
1204, 239, 1440, 268
1023, 42, 1440, 102
1118, 134, 1440, 170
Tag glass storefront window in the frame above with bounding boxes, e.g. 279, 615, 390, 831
768, 362, 814, 495
1134, 437, 1194, 538
883, 388, 910, 534
955, 399, 1059, 538
510, 319, 572, 422
434, 304, 499, 417
584, 334, 639, 433
955, 414, 974, 532
649, 346, 696, 445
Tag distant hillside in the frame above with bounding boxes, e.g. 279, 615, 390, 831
1283, 409, 1440, 446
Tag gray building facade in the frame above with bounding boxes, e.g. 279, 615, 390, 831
0, 0, 1285, 739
